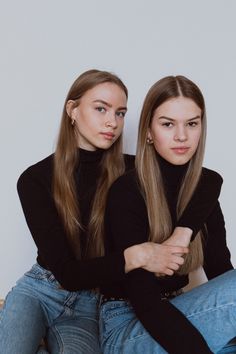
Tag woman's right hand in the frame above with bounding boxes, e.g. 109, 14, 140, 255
124, 242, 188, 275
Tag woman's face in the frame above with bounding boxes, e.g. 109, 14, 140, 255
67, 82, 127, 151
148, 96, 202, 165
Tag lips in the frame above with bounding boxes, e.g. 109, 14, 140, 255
100, 132, 115, 140
171, 147, 190, 154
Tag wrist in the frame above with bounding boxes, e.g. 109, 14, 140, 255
174, 226, 192, 243
124, 244, 147, 273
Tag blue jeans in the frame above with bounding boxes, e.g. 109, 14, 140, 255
0, 263, 101, 354
99, 269, 236, 354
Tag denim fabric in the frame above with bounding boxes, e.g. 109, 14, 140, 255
217, 338, 236, 354
37, 346, 50, 354
0, 263, 101, 354
99, 269, 236, 354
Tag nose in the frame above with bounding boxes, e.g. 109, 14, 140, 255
105, 112, 117, 129
174, 125, 187, 142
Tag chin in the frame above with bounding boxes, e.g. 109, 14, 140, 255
168, 157, 190, 165
96, 142, 114, 150
174, 161, 188, 166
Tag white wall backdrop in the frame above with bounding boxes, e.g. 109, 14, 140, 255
0, 0, 235, 298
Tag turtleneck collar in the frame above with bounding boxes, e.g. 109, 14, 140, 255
78, 148, 104, 163
156, 153, 189, 188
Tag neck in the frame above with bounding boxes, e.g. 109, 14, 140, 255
156, 153, 189, 187
78, 148, 104, 163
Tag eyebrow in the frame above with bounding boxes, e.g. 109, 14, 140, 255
158, 115, 201, 121
93, 99, 127, 111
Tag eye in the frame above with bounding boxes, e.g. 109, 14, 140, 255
162, 122, 173, 127
95, 106, 106, 113
116, 111, 126, 118
187, 121, 198, 127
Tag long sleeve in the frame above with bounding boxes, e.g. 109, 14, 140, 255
17, 155, 126, 291
104, 172, 212, 354
203, 201, 233, 279
177, 168, 223, 239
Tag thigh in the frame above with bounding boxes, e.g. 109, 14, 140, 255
100, 301, 166, 354
47, 290, 102, 354
0, 289, 47, 354
170, 269, 236, 353
47, 317, 102, 354
100, 270, 236, 354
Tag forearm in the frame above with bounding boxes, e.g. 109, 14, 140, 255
124, 244, 147, 272
203, 202, 234, 279
125, 269, 212, 354
164, 227, 192, 248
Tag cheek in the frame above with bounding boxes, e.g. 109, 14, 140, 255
152, 130, 169, 146
77, 114, 94, 130
76, 118, 89, 134
118, 119, 124, 131
153, 136, 170, 156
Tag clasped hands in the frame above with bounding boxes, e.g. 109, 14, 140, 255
142, 227, 192, 277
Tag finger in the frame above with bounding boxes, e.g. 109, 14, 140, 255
172, 255, 185, 265
168, 262, 180, 271
154, 272, 165, 277
173, 252, 184, 257
168, 246, 189, 254
164, 268, 174, 276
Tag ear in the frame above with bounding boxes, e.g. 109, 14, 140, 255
147, 128, 153, 140
146, 128, 154, 145
66, 100, 78, 120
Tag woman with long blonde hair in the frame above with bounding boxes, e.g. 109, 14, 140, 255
1, 69, 180, 354
99, 75, 236, 354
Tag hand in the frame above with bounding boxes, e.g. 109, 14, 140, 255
163, 227, 192, 250
124, 242, 188, 275
154, 227, 192, 277
142, 242, 188, 276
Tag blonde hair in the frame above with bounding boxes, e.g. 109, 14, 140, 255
53, 69, 127, 258
136, 76, 206, 274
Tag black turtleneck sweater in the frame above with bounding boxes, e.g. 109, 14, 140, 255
17, 149, 132, 291
17, 149, 228, 296
101, 157, 233, 354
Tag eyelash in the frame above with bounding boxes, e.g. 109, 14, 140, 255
162, 122, 173, 127
116, 111, 126, 118
96, 106, 106, 113
188, 121, 198, 127
95, 106, 126, 118
162, 121, 199, 127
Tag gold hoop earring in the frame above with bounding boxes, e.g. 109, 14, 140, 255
147, 137, 153, 144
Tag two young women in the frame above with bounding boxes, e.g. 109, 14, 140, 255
99, 75, 236, 353
0, 70, 228, 353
